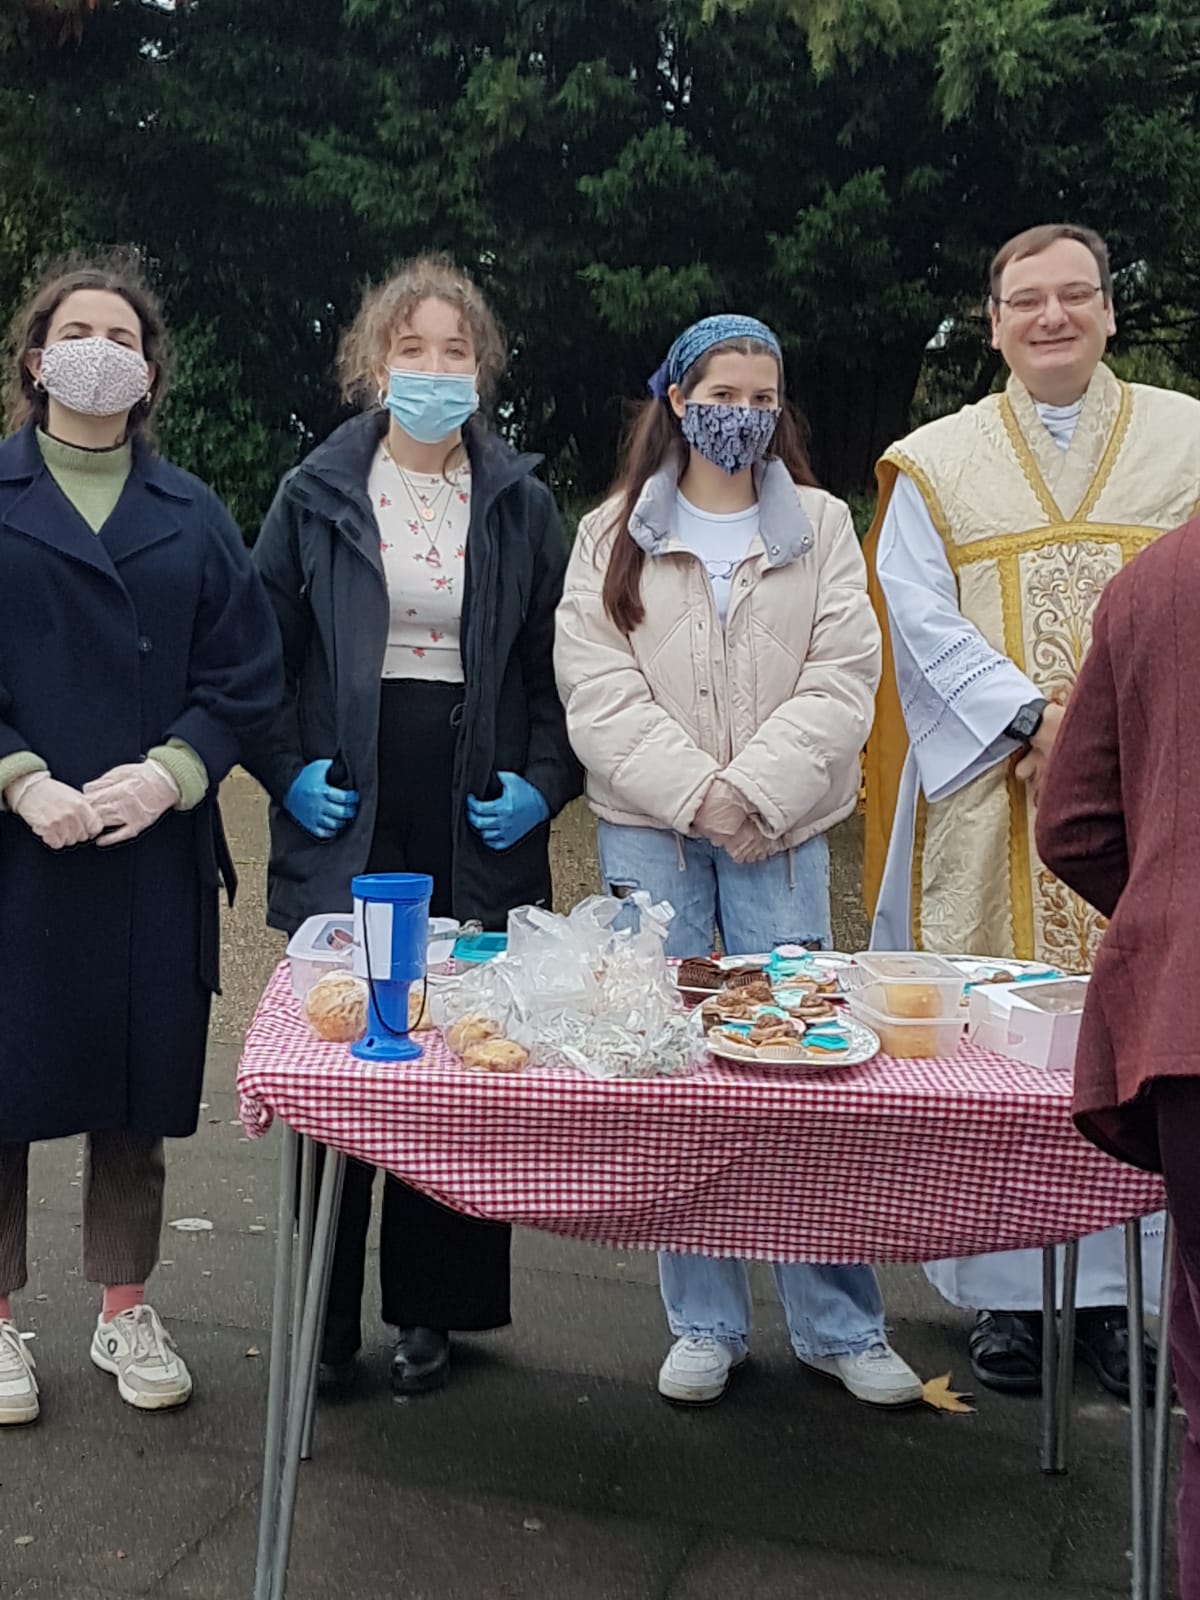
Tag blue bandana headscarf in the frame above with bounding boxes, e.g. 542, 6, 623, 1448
647, 314, 782, 399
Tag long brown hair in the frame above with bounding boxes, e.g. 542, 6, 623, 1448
337, 253, 507, 410
600, 337, 818, 634
4, 251, 170, 438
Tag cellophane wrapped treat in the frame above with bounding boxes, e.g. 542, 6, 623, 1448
432, 894, 704, 1079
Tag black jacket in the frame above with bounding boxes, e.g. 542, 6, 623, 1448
0, 424, 282, 1142
248, 409, 582, 934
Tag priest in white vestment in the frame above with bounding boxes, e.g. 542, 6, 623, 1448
863, 224, 1200, 1397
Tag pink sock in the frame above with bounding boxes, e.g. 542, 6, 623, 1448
101, 1284, 145, 1322
0, 1296, 11, 1322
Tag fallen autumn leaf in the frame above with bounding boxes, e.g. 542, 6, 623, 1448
922, 1373, 976, 1414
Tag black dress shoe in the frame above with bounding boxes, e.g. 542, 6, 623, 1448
390, 1327, 450, 1395
317, 1314, 361, 1395
969, 1309, 1044, 1394
1075, 1306, 1157, 1402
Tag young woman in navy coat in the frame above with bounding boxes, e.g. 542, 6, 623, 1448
0, 257, 281, 1423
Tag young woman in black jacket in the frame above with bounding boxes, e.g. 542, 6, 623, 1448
250, 255, 581, 1397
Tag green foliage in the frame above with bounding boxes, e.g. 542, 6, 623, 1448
2, 0, 1199, 519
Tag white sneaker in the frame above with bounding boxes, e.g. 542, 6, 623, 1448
657, 1335, 745, 1405
90, 1304, 193, 1411
800, 1342, 923, 1406
0, 1319, 39, 1425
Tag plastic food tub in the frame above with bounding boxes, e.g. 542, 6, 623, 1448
847, 952, 965, 1018
286, 915, 356, 998
846, 992, 965, 1060
289, 914, 463, 994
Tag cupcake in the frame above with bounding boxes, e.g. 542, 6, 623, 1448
803, 1029, 851, 1056
748, 1017, 803, 1058
699, 998, 725, 1029
793, 997, 837, 1023
678, 957, 724, 991
725, 966, 772, 991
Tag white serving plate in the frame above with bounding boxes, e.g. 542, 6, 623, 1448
946, 957, 1061, 986
703, 1016, 880, 1072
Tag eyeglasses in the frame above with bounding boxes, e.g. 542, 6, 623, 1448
993, 283, 1105, 316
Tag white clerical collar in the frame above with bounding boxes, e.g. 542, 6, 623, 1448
1034, 396, 1084, 453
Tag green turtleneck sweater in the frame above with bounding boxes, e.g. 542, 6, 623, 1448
0, 432, 208, 809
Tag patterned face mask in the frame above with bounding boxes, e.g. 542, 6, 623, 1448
38, 337, 150, 419
680, 402, 778, 475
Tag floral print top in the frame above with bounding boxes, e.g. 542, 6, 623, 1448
368, 444, 471, 683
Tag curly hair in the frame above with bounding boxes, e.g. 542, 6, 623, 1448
4, 249, 169, 437
337, 253, 506, 411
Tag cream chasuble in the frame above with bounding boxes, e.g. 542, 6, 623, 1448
863, 364, 1200, 968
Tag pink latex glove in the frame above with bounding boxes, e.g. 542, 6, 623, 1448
84, 760, 180, 846
5, 771, 104, 850
721, 817, 774, 866
692, 776, 749, 844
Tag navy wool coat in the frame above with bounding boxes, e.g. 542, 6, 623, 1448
0, 424, 282, 1142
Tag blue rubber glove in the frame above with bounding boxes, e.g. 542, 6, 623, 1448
467, 771, 549, 851
285, 759, 359, 841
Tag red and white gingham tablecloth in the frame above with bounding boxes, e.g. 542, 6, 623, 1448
237, 964, 1164, 1265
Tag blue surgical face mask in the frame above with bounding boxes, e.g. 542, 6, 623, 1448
681, 402, 778, 475
384, 369, 479, 444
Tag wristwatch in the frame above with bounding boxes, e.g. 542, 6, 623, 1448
1005, 697, 1048, 744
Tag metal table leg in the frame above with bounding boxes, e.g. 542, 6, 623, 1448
1041, 1245, 1063, 1474
1149, 1215, 1176, 1600
288, 1137, 315, 1399
268, 1145, 347, 1600
1127, 1218, 1149, 1600
253, 1126, 299, 1600
301, 1153, 346, 1461
1055, 1239, 1080, 1473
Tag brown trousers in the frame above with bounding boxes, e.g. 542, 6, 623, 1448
0, 1130, 165, 1295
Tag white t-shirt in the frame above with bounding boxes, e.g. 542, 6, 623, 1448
367, 446, 470, 682
672, 492, 760, 624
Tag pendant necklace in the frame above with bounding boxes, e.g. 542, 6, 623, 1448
390, 464, 455, 567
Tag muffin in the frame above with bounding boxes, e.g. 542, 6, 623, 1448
882, 982, 940, 1019
725, 966, 771, 990
747, 1017, 803, 1058
445, 1014, 502, 1054
462, 1038, 529, 1073
792, 997, 837, 1023
678, 957, 724, 991
304, 971, 368, 1043
408, 988, 434, 1032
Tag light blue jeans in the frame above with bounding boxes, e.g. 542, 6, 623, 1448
598, 820, 889, 1360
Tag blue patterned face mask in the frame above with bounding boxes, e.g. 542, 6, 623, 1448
680, 402, 778, 475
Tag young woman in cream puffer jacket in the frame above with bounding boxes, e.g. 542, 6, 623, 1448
553, 314, 919, 1415
556, 457, 879, 852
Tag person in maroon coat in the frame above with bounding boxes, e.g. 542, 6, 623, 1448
1036, 512, 1200, 1600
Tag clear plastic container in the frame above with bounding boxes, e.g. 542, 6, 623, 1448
287, 915, 355, 998
848, 952, 965, 1018
846, 993, 965, 1059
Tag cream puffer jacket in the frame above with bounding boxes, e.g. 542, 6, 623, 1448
554, 458, 881, 850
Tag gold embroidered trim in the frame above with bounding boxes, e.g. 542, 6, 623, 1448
999, 394, 1063, 525
998, 554, 1035, 959
882, 451, 954, 545
1007, 768, 1035, 961
911, 792, 927, 950
1075, 381, 1133, 522
945, 523, 1161, 572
